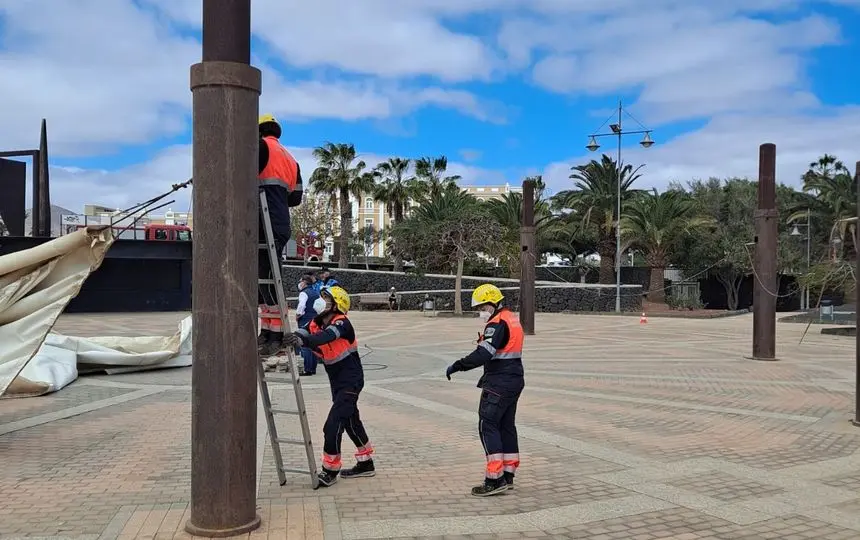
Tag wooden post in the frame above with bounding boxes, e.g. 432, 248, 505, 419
751, 143, 778, 360
520, 179, 536, 335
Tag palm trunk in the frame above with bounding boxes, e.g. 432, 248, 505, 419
648, 266, 666, 303
454, 254, 464, 315
338, 188, 351, 268
392, 204, 404, 272
597, 238, 616, 285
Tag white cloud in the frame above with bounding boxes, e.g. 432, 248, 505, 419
43, 144, 510, 214
540, 106, 860, 196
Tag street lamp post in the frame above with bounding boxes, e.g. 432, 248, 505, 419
790, 209, 811, 311
585, 99, 655, 313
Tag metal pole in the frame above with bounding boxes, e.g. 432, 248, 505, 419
520, 179, 536, 335
751, 143, 778, 360
615, 99, 622, 313
185, 0, 262, 536
854, 161, 860, 427
805, 208, 811, 311
31, 149, 40, 237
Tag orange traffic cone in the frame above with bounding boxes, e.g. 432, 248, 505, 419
639, 312, 648, 324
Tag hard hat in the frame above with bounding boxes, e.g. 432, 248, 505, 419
471, 283, 504, 307
259, 113, 279, 127
321, 285, 351, 314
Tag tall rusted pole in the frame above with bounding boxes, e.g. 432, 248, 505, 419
854, 161, 860, 427
185, 0, 262, 536
37, 119, 51, 237
752, 143, 778, 360
520, 179, 536, 335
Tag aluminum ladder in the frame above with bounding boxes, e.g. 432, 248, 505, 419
258, 190, 319, 488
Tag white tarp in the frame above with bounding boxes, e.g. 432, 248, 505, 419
0, 227, 193, 399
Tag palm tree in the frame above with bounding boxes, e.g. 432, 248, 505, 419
373, 158, 415, 271
621, 189, 710, 303
483, 177, 560, 277
309, 143, 376, 268
414, 156, 462, 201
552, 154, 645, 284
789, 154, 858, 259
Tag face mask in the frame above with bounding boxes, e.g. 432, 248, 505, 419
479, 310, 491, 322
312, 297, 327, 313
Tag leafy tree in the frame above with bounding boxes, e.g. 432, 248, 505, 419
670, 177, 803, 310
309, 143, 376, 268
621, 189, 711, 303
0, 215, 7, 236
373, 157, 415, 271
483, 176, 563, 278
351, 224, 382, 270
290, 193, 336, 264
413, 156, 462, 201
552, 154, 645, 284
389, 190, 502, 314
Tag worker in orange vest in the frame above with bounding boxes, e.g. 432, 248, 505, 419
284, 286, 375, 488
445, 284, 525, 497
258, 113, 303, 357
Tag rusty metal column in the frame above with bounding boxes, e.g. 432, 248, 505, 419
751, 143, 778, 361
30, 149, 41, 237
520, 179, 536, 335
185, 0, 262, 536
854, 161, 860, 427
37, 119, 51, 237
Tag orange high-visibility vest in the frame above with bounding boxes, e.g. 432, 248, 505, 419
483, 309, 524, 360
259, 136, 299, 191
309, 314, 359, 365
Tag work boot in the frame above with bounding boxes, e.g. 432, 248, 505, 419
316, 468, 339, 488
470, 477, 508, 497
257, 330, 271, 352
503, 472, 515, 490
341, 460, 375, 479
259, 340, 281, 357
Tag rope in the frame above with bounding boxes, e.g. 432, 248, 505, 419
741, 243, 799, 299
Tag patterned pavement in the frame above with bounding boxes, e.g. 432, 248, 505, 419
1, 310, 859, 539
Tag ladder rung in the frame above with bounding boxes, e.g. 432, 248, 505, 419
270, 407, 300, 415
277, 437, 309, 446
281, 467, 314, 475
259, 279, 275, 285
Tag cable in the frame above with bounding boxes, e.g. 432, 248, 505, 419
741, 243, 807, 299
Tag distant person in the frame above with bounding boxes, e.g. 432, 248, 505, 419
295, 274, 321, 376
258, 113, 303, 357
314, 267, 339, 291
388, 287, 398, 311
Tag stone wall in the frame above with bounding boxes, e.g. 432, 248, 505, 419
282, 265, 643, 312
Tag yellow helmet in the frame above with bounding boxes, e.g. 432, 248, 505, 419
471, 283, 504, 307
259, 113, 279, 127
322, 285, 351, 314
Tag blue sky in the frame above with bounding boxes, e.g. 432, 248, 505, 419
1, 0, 860, 212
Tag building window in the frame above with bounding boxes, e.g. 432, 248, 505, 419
365, 197, 373, 210
364, 218, 373, 227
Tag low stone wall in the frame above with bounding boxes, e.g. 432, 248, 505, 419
282, 265, 643, 312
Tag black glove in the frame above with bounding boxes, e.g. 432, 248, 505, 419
283, 333, 302, 347
445, 362, 460, 381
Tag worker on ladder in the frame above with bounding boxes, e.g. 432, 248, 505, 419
257, 113, 303, 357
445, 284, 525, 497
284, 286, 376, 487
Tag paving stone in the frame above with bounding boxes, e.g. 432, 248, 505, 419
2, 311, 859, 539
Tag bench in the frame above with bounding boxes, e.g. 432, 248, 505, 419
356, 293, 401, 311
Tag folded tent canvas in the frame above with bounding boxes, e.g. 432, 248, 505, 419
0, 226, 192, 399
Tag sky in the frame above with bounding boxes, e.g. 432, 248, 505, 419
1, 0, 859, 215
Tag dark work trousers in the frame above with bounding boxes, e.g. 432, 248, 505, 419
258, 216, 287, 316
321, 388, 371, 472
478, 387, 522, 481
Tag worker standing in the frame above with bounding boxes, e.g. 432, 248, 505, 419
284, 286, 375, 487
445, 284, 525, 497
313, 267, 339, 292
295, 274, 321, 376
257, 113, 303, 357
